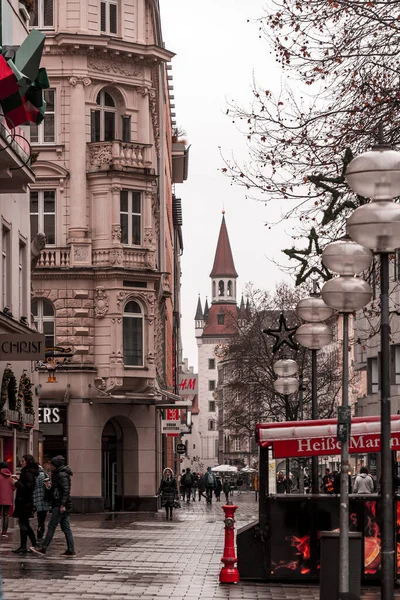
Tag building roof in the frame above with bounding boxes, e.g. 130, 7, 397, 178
202, 304, 238, 337
194, 296, 203, 320
209, 215, 238, 279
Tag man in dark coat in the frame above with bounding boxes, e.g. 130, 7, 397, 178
181, 468, 194, 503
204, 467, 216, 504
12, 454, 38, 553
30, 455, 75, 557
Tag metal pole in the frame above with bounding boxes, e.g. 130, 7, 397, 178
339, 313, 350, 599
298, 374, 304, 494
311, 349, 319, 494
380, 252, 394, 599
284, 394, 290, 493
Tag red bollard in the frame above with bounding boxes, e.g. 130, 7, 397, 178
219, 502, 240, 584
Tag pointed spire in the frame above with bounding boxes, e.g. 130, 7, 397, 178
240, 295, 245, 310
194, 296, 203, 320
209, 215, 238, 278
203, 297, 209, 320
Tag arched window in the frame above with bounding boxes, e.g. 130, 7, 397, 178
227, 280, 232, 297
218, 280, 224, 297
212, 281, 216, 298
91, 90, 116, 142
32, 299, 55, 348
123, 301, 144, 366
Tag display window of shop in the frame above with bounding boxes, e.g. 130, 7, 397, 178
39, 405, 67, 459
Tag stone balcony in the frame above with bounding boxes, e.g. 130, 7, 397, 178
87, 141, 153, 172
37, 248, 70, 268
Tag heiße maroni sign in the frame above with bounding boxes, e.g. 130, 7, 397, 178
0, 333, 46, 360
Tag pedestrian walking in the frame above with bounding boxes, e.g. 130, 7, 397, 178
236, 476, 243, 495
192, 472, 199, 500
222, 478, 230, 504
157, 467, 179, 521
0, 461, 14, 537
353, 466, 374, 494
181, 467, 194, 503
215, 476, 222, 502
276, 471, 288, 494
33, 464, 51, 541
12, 454, 38, 554
30, 455, 75, 557
320, 468, 334, 494
198, 473, 207, 501
204, 466, 216, 504
178, 470, 185, 500
253, 474, 259, 502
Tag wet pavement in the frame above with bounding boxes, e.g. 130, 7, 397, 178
0, 492, 396, 599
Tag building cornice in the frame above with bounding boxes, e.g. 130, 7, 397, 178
44, 33, 174, 63
32, 268, 163, 282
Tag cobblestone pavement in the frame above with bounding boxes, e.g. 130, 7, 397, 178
0, 492, 395, 599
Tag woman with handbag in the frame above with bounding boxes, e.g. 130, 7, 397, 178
11, 454, 38, 554
158, 468, 178, 521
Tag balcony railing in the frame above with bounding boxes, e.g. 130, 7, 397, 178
37, 248, 70, 268
92, 247, 155, 269
87, 141, 152, 172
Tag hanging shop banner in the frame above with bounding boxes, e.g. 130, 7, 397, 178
0, 333, 46, 360
162, 408, 181, 436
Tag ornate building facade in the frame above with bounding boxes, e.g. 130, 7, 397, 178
30, 0, 187, 511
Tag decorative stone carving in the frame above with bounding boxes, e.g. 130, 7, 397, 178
73, 246, 89, 262
116, 291, 127, 310
94, 287, 109, 319
105, 377, 123, 392
69, 77, 92, 87
88, 58, 142, 78
94, 377, 106, 390
146, 378, 156, 392
144, 228, 155, 250
109, 248, 123, 266
31, 232, 46, 271
147, 352, 155, 365
145, 252, 155, 269
110, 350, 123, 364
136, 86, 160, 156
88, 143, 113, 167
112, 224, 122, 243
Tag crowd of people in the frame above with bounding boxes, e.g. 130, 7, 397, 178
157, 467, 251, 520
0, 454, 75, 556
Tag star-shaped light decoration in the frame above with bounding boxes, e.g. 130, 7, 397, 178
283, 228, 331, 286
263, 313, 298, 354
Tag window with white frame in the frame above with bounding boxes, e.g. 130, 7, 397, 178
367, 357, 379, 394
31, 89, 55, 143
234, 438, 241, 452
208, 420, 215, 431
19, 239, 27, 318
32, 299, 55, 348
30, 190, 56, 245
91, 90, 116, 142
2, 225, 10, 310
30, 0, 54, 28
120, 191, 141, 245
123, 301, 144, 366
100, 0, 118, 35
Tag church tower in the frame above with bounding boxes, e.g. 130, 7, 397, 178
192, 213, 239, 468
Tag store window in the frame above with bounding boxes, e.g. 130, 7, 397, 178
30, 190, 56, 245
30, 0, 54, 28
32, 299, 55, 348
123, 301, 143, 366
31, 89, 55, 143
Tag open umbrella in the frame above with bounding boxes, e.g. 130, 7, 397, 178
241, 466, 257, 473
211, 465, 238, 473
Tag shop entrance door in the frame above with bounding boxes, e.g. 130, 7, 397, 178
101, 418, 122, 511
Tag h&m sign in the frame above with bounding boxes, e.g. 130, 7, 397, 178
0, 333, 46, 361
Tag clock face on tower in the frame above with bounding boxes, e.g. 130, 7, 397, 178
214, 343, 228, 358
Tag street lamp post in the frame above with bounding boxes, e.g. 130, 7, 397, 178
296, 296, 334, 494
321, 236, 373, 600
273, 359, 299, 492
346, 144, 400, 599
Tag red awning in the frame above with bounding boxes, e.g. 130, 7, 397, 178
256, 416, 400, 459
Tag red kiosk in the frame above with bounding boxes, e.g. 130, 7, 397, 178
237, 416, 400, 583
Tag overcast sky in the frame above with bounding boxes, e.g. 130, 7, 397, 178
160, 1, 295, 370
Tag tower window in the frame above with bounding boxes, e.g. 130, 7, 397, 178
227, 280, 232, 296
208, 359, 215, 370
218, 280, 224, 296
217, 313, 225, 325
209, 380, 216, 391
208, 420, 215, 431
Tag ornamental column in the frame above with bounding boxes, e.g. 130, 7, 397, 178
68, 76, 92, 267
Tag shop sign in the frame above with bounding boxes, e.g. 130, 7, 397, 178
178, 375, 198, 395
38, 407, 61, 424
176, 443, 186, 454
161, 420, 181, 434
0, 333, 45, 361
